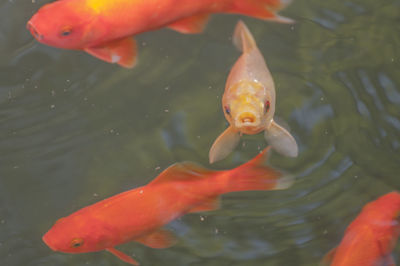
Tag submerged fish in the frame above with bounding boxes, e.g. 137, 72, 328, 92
27, 0, 293, 68
43, 147, 293, 265
321, 191, 400, 266
209, 21, 298, 163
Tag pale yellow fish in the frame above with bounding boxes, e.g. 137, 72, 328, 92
209, 20, 298, 163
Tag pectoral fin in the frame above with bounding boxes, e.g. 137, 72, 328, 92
85, 37, 137, 68
134, 228, 177, 249
264, 120, 298, 157
167, 13, 210, 34
106, 247, 139, 265
209, 126, 240, 164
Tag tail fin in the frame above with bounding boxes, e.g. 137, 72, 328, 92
230, 0, 294, 24
233, 20, 257, 53
220, 147, 294, 194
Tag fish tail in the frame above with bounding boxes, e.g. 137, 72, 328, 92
220, 147, 294, 193
229, 0, 294, 24
233, 20, 257, 53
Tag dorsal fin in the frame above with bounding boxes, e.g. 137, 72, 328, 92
149, 162, 215, 186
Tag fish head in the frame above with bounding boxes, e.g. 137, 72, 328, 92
359, 192, 400, 251
223, 81, 274, 134
369, 192, 400, 223
27, 1, 103, 49
43, 214, 114, 253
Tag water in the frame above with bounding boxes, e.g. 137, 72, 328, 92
1, 0, 400, 265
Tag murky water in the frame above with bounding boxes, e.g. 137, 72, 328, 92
1, 0, 400, 265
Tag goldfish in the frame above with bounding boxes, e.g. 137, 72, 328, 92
209, 21, 298, 163
27, 0, 294, 68
321, 191, 400, 266
42, 147, 293, 265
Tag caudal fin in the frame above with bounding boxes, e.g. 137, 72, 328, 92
233, 20, 257, 53
230, 0, 294, 24
221, 147, 294, 194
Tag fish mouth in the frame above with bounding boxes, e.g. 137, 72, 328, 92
235, 112, 260, 128
42, 232, 58, 251
27, 21, 43, 41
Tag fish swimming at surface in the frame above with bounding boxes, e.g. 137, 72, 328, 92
42, 147, 293, 265
209, 20, 298, 163
321, 191, 400, 266
27, 0, 294, 67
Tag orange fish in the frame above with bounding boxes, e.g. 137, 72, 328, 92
43, 147, 293, 265
321, 191, 400, 266
209, 21, 298, 163
27, 0, 294, 68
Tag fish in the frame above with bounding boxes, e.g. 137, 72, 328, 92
42, 147, 293, 265
27, 0, 294, 68
209, 21, 298, 163
321, 191, 400, 266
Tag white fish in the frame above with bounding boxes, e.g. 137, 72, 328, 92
209, 20, 298, 164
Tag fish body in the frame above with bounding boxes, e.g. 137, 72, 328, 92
209, 21, 298, 163
322, 191, 400, 266
27, 0, 293, 67
43, 148, 293, 265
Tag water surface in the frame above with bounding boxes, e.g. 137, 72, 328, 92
1, 0, 400, 265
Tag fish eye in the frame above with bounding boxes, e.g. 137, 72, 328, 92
265, 101, 270, 113
224, 106, 231, 116
60, 27, 72, 37
70, 238, 84, 248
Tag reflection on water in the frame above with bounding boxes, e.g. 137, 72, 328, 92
1, 0, 400, 265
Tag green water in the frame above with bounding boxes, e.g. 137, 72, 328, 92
1, 0, 400, 265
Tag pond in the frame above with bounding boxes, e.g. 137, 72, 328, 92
1, 0, 399, 265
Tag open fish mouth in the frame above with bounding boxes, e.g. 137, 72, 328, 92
235, 112, 260, 127
27, 21, 43, 41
